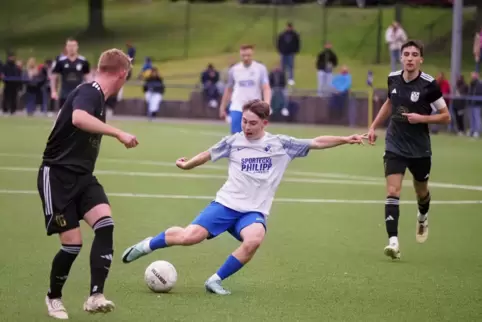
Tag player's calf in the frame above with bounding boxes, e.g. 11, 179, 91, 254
206, 223, 265, 295
414, 180, 431, 243
89, 216, 114, 298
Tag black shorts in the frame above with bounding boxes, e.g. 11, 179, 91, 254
383, 151, 431, 182
37, 165, 109, 236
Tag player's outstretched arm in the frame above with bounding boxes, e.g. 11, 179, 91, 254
175, 151, 211, 170
309, 135, 366, 150
72, 110, 138, 148
368, 98, 392, 145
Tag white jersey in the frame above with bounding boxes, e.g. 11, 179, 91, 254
208, 132, 311, 216
228, 61, 269, 112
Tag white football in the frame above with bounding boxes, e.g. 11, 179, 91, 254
144, 260, 177, 293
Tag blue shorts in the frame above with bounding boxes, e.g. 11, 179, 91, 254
230, 110, 242, 134
191, 201, 267, 242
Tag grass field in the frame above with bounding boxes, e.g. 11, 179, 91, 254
0, 116, 481, 321
0, 1, 477, 99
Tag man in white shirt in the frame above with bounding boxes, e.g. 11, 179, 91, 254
122, 100, 366, 295
219, 44, 271, 134
385, 22, 408, 72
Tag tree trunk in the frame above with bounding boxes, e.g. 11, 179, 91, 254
476, 1, 482, 30
87, 0, 105, 34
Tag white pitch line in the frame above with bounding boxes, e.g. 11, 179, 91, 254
0, 189, 480, 205
0, 166, 482, 192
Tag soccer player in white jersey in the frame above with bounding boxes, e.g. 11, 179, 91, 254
122, 99, 366, 295
219, 44, 271, 134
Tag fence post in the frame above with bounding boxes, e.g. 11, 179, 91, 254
183, 0, 191, 59
375, 6, 382, 64
272, 0, 278, 48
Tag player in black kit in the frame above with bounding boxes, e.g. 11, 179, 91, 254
50, 38, 90, 111
367, 40, 450, 260
38, 48, 138, 319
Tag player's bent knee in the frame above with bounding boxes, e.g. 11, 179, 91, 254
240, 224, 265, 254
413, 180, 429, 196
59, 227, 83, 245
181, 225, 209, 245
84, 204, 112, 228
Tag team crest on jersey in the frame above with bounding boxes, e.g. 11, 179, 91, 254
410, 91, 420, 102
76, 63, 82, 71
264, 145, 271, 152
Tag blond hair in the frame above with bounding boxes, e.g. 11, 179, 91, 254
97, 48, 131, 74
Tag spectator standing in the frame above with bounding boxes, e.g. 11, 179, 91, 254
269, 64, 287, 114
126, 42, 136, 64
24, 57, 45, 116
277, 22, 300, 86
143, 67, 165, 120
329, 65, 352, 121
473, 27, 482, 72
468, 72, 482, 138
316, 42, 338, 96
432, 72, 451, 134
385, 22, 407, 72
453, 75, 469, 136
1, 52, 22, 115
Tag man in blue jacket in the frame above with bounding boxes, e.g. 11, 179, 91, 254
329, 66, 352, 121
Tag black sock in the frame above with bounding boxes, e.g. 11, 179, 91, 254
417, 191, 431, 216
90, 216, 114, 295
48, 244, 82, 299
385, 196, 400, 238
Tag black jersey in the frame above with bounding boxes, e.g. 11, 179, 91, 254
385, 70, 445, 158
52, 55, 90, 99
42, 82, 106, 174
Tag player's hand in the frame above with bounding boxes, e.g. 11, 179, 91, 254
175, 157, 189, 170
51, 91, 58, 100
219, 108, 227, 120
367, 127, 377, 145
344, 134, 366, 145
117, 131, 138, 149
402, 113, 425, 124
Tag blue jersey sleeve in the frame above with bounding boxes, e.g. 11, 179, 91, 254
278, 135, 311, 159
72, 85, 102, 115
209, 135, 236, 162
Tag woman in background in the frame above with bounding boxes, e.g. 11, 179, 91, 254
24, 57, 44, 116
143, 67, 165, 120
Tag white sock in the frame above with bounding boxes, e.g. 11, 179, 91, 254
142, 238, 153, 253
389, 236, 399, 246
418, 212, 428, 222
207, 274, 221, 283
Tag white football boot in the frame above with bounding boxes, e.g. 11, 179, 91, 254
83, 293, 115, 314
45, 296, 68, 320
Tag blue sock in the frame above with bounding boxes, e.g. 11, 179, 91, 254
216, 255, 244, 280
149, 232, 169, 250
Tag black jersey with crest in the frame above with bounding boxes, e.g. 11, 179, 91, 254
385, 70, 444, 158
42, 82, 106, 174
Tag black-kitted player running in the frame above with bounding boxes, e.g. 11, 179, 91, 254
367, 40, 450, 260
38, 48, 138, 319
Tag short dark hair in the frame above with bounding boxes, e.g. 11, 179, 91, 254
287, 22, 293, 28
401, 40, 424, 57
240, 44, 254, 50
242, 99, 270, 120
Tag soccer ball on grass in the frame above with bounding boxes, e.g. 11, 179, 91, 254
144, 260, 177, 293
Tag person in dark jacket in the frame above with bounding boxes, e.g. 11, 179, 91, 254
269, 64, 287, 114
2, 52, 22, 115
277, 22, 300, 86
468, 72, 482, 138
143, 67, 165, 120
201, 64, 220, 108
453, 75, 469, 135
316, 42, 338, 96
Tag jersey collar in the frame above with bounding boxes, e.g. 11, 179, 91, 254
400, 70, 421, 84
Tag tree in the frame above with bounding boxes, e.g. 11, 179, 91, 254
87, 0, 105, 35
